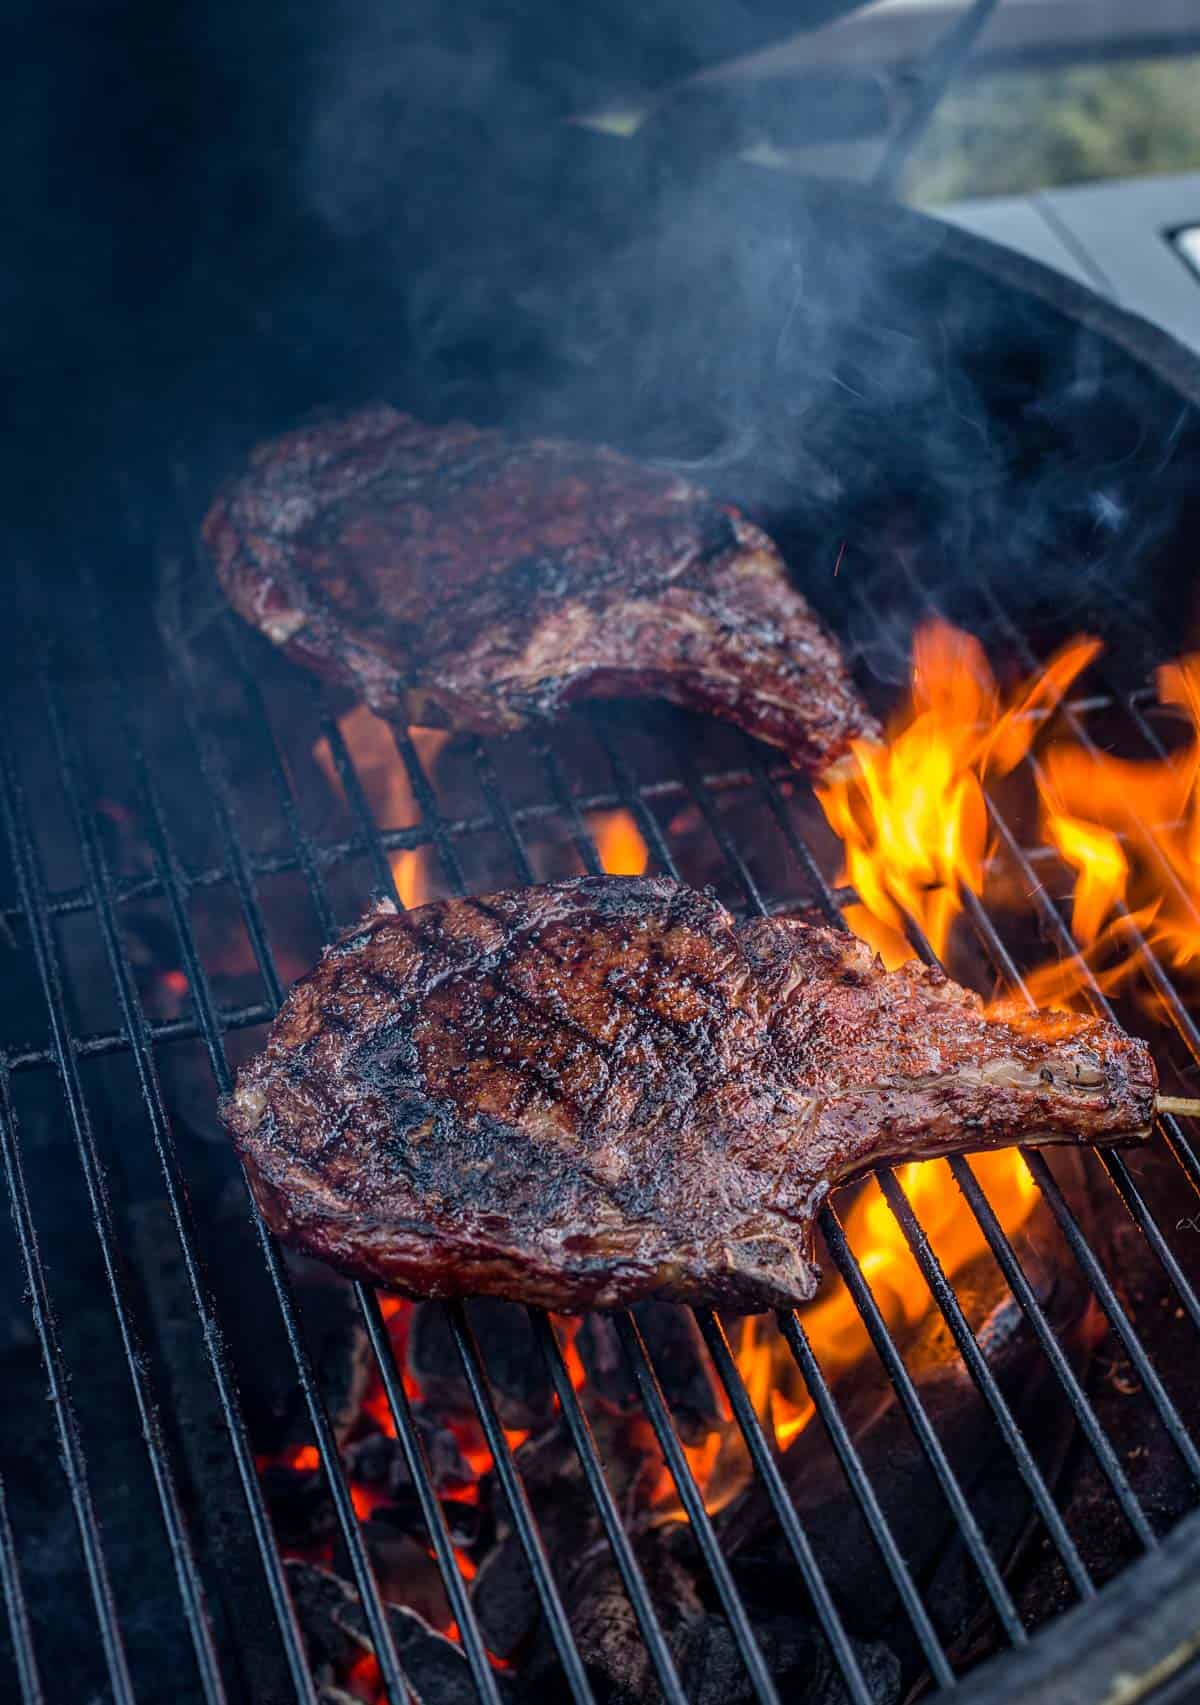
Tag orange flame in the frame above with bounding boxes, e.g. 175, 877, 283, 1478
588, 808, 649, 876
815, 620, 1099, 968
1029, 655, 1200, 1008
314, 706, 449, 909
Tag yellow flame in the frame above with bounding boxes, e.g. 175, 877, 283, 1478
815, 620, 1099, 969
1031, 654, 1200, 1007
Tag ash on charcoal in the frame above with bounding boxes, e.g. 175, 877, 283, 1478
344, 1410, 475, 1497
287, 1559, 514, 1704
409, 1299, 554, 1430
577, 1304, 722, 1444
670, 1611, 898, 1705
372, 1491, 483, 1552
473, 1416, 663, 1660
336, 1522, 452, 1629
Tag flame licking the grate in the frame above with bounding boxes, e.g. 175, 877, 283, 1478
1028, 656, 1200, 1009
313, 706, 449, 908
815, 619, 1100, 970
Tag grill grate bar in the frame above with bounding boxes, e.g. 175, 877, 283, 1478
967, 575, 1200, 1207
157, 624, 441, 1705
614, 1313, 782, 1705
448, 1306, 597, 1704
0, 776, 728, 930
220, 622, 508, 1705
590, 719, 957, 1682
750, 743, 1159, 1534
947, 1152, 1156, 1549
475, 723, 818, 1700
458, 711, 781, 1699
0, 1474, 42, 1705
531, 1312, 690, 1705
749, 735, 1179, 1534
92, 563, 418, 1702
586, 739, 886, 1684
463, 737, 690, 1703
981, 586, 1200, 1200
317, 699, 604, 1704
837, 571, 1200, 1487
36, 623, 334, 1700
0, 1061, 135, 1705
221, 614, 507, 1705
79, 680, 323, 1703
1007, 759, 1200, 1323
693, 1310, 878, 1705
821, 1206, 1028, 1644
1093, 683, 1200, 1194
0, 686, 230, 1703
357, 1293, 505, 1705
778, 1307, 957, 1688
875, 1167, 1094, 1598
678, 742, 1030, 1642
5, 1001, 277, 1074
0, 690, 1125, 939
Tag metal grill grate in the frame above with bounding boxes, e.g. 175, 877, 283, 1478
0, 492, 1198, 1705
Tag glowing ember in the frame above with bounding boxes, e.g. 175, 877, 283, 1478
313, 706, 449, 909
588, 807, 649, 876
1029, 655, 1200, 1008
815, 619, 1099, 968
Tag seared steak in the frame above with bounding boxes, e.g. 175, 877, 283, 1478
223, 877, 1154, 1312
203, 406, 879, 772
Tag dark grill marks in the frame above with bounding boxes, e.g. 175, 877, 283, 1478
222, 876, 1156, 1313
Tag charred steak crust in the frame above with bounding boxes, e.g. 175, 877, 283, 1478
203, 406, 880, 771
223, 877, 1155, 1313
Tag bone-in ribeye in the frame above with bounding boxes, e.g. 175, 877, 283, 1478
203, 406, 879, 772
223, 877, 1154, 1312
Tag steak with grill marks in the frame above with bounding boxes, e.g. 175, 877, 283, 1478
222, 877, 1155, 1312
202, 405, 879, 771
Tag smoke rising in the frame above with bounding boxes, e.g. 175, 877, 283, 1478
9, 0, 1196, 663
295, 4, 1200, 684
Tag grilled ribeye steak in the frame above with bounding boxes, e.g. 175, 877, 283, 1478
203, 406, 879, 772
223, 877, 1154, 1312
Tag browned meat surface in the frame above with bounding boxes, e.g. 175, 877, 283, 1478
223, 877, 1154, 1312
203, 405, 879, 772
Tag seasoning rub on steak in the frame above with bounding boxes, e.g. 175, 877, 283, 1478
203, 405, 879, 773
223, 876, 1154, 1312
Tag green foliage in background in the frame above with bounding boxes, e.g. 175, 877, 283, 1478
905, 54, 1200, 204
